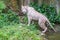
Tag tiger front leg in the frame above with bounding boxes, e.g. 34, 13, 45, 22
27, 16, 32, 26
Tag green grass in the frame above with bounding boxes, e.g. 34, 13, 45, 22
0, 23, 43, 40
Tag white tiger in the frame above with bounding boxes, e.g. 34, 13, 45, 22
21, 5, 56, 35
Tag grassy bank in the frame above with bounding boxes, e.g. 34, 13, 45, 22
0, 24, 44, 40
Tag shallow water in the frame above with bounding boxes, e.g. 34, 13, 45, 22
45, 24, 60, 40
46, 32, 60, 40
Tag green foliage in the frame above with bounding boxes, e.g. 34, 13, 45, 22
0, 24, 43, 40
0, 1, 20, 27
30, 2, 60, 25
0, 10, 20, 27
55, 14, 60, 23
0, 1, 6, 10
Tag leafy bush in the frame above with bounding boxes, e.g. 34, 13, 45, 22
30, 2, 60, 26
0, 10, 20, 27
0, 1, 20, 27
